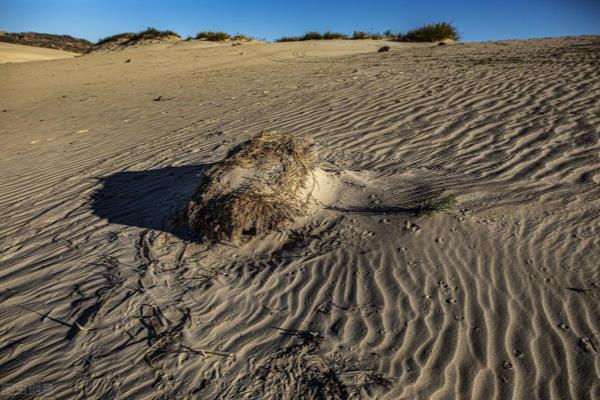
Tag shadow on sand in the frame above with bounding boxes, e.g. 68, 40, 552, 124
91, 164, 210, 234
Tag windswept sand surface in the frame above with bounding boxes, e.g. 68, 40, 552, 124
0, 42, 79, 63
0, 37, 599, 399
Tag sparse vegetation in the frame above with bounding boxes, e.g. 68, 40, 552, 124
322, 31, 347, 40
275, 32, 315, 42
272, 23, 460, 43
302, 31, 323, 40
96, 32, 135, 46
352, 31, 382, 40
396, 22, 459, 42
276, 31, 347, 42
196, 31, 230, 41
96, 27, 180, 47
276, 30, 389, 42
418, 196, 457, 215
378, 45, 390, 52
231, 34, 254, 41
194, 32, 254, 42
275, 36, 301, 42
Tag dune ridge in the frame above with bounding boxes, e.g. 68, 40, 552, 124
0, 36, 599, 399
0, 42, 79, 63
0, 31, 92, 53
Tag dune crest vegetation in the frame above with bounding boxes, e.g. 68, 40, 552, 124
276, 30, 387, 42
0, 31, 92, 53
93, 27, 181, 51
195, 31, 255, 42
274, 23, 458, 42
396, 22, 460, 42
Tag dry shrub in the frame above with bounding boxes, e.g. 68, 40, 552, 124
397, 22, 459, 42
196, 31, 230, 41
186, 131, 316, 242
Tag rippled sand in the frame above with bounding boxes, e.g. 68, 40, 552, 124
0, 36, 599, 399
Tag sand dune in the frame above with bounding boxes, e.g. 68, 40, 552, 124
0, 41, 79, 63
0, 37, 599, 399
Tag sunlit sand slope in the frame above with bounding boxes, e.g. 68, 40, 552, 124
0, 42, 78, 63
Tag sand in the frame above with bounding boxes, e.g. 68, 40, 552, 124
0, 42, 79, 63
0, 37, 599, 399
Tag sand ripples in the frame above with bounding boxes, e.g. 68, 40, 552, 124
0, 36, 599, 399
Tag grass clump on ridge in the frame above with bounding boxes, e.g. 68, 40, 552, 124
96, 27, 180, 46
276, 30, 386, 42
274, 24, 460, 42
97, 32, 136, 45
397, 22, 459, 42
196, 31, 230, 41
195, 31, 255, 42
352, 31, 382, 40
322, 31, 347, 39
185, 131, 317, 242
276, 31, 347, 42
302, 31, 323, 40
231, 34, 254, 41
276, 36, 302, 42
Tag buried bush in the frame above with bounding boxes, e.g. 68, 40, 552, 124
185, 131, 317, 242
378, 45, 390, 52
397, 22, 459, 42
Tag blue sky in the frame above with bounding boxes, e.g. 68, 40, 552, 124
1, 0, 598, 42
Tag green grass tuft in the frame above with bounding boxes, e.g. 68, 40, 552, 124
418, 196, 457, 215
